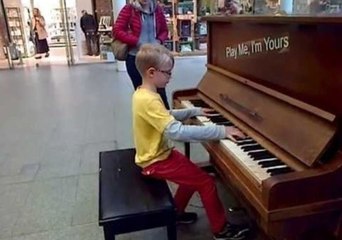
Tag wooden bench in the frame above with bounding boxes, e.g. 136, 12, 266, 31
99, 148, 177, 240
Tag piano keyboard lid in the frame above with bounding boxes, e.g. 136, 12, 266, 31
197, 68, 337, 167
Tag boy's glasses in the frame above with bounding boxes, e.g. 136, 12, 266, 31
156, 69, 172, 77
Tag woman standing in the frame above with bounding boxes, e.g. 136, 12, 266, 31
32, 8, 49, 59
113, 0, 170, 109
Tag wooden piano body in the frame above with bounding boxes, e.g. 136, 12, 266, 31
173, 16, 342, 239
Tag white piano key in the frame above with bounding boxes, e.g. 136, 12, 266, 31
181, 99, 291, 183
265, 165, 288, 170
181, 100, 194, 108
256, 158, 278, 163
247, 149, 267, 154
220, 139, 271, 183
197, 116, 211, 122
181, 100, 211, 123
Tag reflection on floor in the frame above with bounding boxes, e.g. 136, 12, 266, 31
0, 46, 112, 70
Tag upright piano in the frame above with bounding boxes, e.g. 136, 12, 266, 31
173, 16, 342, 239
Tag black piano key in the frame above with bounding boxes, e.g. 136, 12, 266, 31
216, 121, 234, 126
253, 157, 277, 163
237, 139, 257, 145
241, 144, 263, 151
248, 150, 268, 156
253, 154, 275, 160
237, 137, 252, 142
209, 116, 228, 122
234, 136, 248, 141
249, 151, 274, 160
269, 166, 292, 172
190, 99, 202, 104
208, 111, 220, 115
191, 100, 209, 108
213, 120, 230, 124
258, 160, 284, 168
267, 167, 293, 176
237, 140, 256, 146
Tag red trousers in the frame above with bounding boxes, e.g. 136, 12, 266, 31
142, 150, 227, 233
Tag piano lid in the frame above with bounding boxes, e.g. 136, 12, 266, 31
203, 16, 342, 120
198, 69, 337, 167
195, 16, 341, 166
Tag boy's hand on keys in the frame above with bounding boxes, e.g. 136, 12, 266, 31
225, 127, 246, 142
200, 108, 219, 117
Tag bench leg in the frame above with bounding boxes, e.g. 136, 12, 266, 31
103, 225, 115, 240
167, 223, 177, 240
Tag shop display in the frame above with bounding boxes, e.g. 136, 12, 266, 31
159, 0, 215, 54
98, 16, 114, 60
6, 7, 26, 57
48, 7, 77, 46
0, 0, 10, 60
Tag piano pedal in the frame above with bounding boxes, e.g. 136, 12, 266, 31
228, 208, 252, 226
226, 208, 259, 239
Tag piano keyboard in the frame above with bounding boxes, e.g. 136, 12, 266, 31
181, 99, 294, 183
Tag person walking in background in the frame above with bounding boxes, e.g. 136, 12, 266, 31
80, 10, 99, 56
32, 8, 49, 59
113, 0, 170, 109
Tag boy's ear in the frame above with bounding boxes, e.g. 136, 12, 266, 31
148, 67, 155, 76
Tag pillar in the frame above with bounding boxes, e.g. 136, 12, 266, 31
112, 0, 126, 71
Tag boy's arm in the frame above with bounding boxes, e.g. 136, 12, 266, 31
169, 108, 202, 121
164, 120, 226, 142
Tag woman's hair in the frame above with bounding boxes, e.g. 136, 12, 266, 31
135, 44, 174, 76
33, 8, 42, 17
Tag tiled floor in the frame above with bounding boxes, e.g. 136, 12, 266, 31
0, 58, 249, 240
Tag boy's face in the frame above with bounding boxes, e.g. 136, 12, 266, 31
148, 61, 173, 88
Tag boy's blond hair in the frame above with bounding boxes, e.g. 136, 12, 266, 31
135, 44, 174, 76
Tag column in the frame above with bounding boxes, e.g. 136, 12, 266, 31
112, 0, 126, 71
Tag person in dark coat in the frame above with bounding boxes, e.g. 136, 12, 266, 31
80, 10, 99, 56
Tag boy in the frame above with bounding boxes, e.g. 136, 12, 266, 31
132, 44, 250, 240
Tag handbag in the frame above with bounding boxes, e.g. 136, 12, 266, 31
111, 38, 129, 61
111, 5, 133, 61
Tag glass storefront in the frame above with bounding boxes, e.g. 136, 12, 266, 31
154, 0, 342, 56
0, 0, 114, 69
